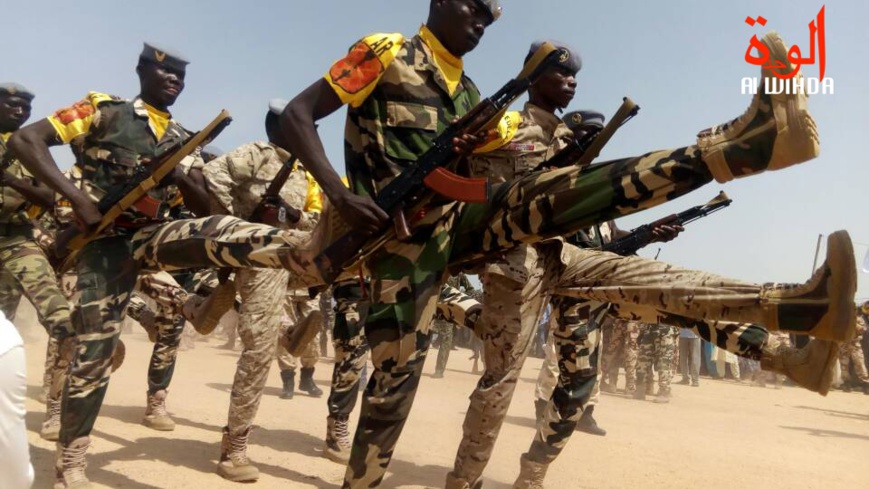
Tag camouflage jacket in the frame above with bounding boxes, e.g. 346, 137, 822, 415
203, 141, 321, 231
0, 134, 38, 227
342, 33, 480, 199
468, 102, 574, 184
54, 94, 192, 232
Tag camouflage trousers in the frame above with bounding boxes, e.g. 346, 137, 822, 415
343, 142, 809, 486
227, 267, 289, 434
61, 216, 308, 445
839, 335, 869, 384
601, 319, 639, 391
276, 294, 321, 371
433, 319, 455, 375
328, 280, 370, 418
636, 323, 680, 395
528, 298, 607, 465
0, 237, 75, 405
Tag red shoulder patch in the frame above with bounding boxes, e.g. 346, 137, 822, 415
329, 41, 384, 94
53, 101, 95, 125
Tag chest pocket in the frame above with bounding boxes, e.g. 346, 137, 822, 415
383, 101, 438, 163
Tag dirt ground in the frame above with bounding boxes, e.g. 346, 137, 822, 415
16, 304, 869, 489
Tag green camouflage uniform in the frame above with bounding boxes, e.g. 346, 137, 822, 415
52, 97, 312, 446
202, 140, 319, 436
328, 279, 370, 419
635, 322, 680, 395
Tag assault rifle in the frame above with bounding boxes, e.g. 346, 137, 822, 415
535, 97, 640, 171
54, 110, 232, 261
602, 191, 732, 256
314, 42, 564, 284
249, 155, 301, 227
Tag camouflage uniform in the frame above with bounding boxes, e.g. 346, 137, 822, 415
328, 279, 370, 420
635, 323, 680, 396
313, 27, 825, 487
45, 95, 314, 446
275, 293, 321, 371
202, 140, 321, 438
601, 319, 639, 392
839, 315, 868, 385
434, 274, 478, 376
319, 286, 333, 356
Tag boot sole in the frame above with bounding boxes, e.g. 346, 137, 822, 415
217, 466, 260, 482
762, 31, 820, 167
40, 428, 60, 441
322, 446, 350, 465
143, 419, 176, 431
193, 282, 237, 335
819, 231, 857, 342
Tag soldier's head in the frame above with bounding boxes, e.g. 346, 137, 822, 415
0, 83, 34, 133
427, 0, 501, 57
266, 99, 291, 149
528, 41, 581, 113
136, 42, 188, 111
563, 110, 605, 141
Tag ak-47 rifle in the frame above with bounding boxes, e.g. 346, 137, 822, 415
314, 42, 564, 284
53, 110, 232, 263
601, 191, 732, 256
535, 97, 640, 172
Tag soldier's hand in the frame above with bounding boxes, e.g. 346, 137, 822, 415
650, 224, 683, 243
73, 200, 103, 233
452, 130, 486, 157
334, 191, 388, 235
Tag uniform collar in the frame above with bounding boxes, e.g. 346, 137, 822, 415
412, 30, 465, 98
132, 97, 173, 139
523, 102, 564, 135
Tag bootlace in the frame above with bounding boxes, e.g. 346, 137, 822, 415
230, 430, 252, 465
62, 443, 89, 483
48, 398, 62, 418
334, 417, 352, 450
148, 393, 168, 417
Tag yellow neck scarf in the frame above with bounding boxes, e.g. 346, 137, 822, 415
143, 102, 171, 140
419, 25, 464, 95
0, 132, 10, 143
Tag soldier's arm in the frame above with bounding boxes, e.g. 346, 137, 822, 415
8, 120, 101, 229
282, 79, 387, 235
176, 165, 211, 217
0, 171, 54, 207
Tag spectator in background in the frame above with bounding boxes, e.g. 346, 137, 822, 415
0, 310, 33, 488
678, 328, 701, 387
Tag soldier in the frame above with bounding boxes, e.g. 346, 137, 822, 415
10, 45, 324, 488
275, 291, 324, 400
0, 83, 77, 444
200, 98, 322, 482
601, 318, 639, 393
633, 322, 680, 403
839, 306, 869, 393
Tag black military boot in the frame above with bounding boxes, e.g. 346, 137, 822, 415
299, 367, 323, 397
575, 405, 606, 436
280, 370, 295, 400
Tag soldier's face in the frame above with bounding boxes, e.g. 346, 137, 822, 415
437, 0, 492, 56
138, 61, 186, 109
535, 67, 577, 110
0, 95, 32, 133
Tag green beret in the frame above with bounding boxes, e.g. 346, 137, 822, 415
527, 40, 581, 74
0, 82, 35, 100
140, 42, 190, 71
269, 98, 289, 116
563, 110, 605, 132
472, 0, 501, 22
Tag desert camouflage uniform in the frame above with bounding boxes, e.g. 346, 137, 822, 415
203, 140, 321, 436
839, 315, 869, 384
47, 95, 313, 446
635, 323, 680, 395
0, 135, 74, 409
601, 318, 639, 391
312, 28, 821, 487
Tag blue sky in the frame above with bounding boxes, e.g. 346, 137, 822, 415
7, 0, 868, 299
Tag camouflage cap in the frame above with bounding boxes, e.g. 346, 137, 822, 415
563, 110, 605, 132
527, 39, 581, 74
0, 82, 35, 100
268, 98, 289, 116
472, 0, 502, 22
139, 42, 190, 71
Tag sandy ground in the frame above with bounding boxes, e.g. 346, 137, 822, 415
15, 303, 869, 489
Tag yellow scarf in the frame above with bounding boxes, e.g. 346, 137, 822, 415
419, 25, 463, 95
0, 132, 10, 143
144, 103, 171, 140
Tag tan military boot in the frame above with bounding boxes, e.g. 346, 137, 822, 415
281, 310, 323, 357
512, 453, 549, 489
761, 230, 857, 342
54, 436, 92, 489
143, 390, 175, 431
761, 338, 839, 395
445, 472, 482, 489
323, 414, 352, 464
183, 282, 236, 335
217, 426, 260, 482
138, 307, 158, 342
111, 339, 126, 372
41, 397, 62, 441
698, 31, 819, 183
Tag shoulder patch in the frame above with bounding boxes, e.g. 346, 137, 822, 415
86, 91, 123, 106
329, 33, 404, 95
52, 100, 95, 125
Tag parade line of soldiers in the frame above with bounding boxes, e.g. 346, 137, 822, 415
0, 1, 862, 488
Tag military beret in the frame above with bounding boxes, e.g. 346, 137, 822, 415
527, 40, 581, 74
269, 98, 289, 116
563, 110, 605, 132
0, 82, 35, 100
472, 0, 502, 22
139, 42, 190, 71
